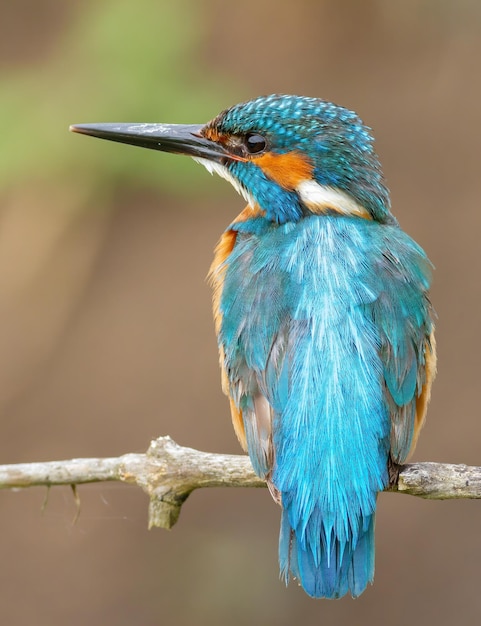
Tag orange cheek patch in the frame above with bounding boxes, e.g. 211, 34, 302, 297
254, 151, 314, 190
202, 125, 223, 142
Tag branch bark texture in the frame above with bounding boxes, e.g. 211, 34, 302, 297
0, 436, 479, 529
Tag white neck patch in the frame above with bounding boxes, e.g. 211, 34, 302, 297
297, 180, 370, 219
194, 158, 369, 219
193, 157, 255, 208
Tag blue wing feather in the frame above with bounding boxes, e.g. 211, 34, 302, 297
216, 213, 433, 598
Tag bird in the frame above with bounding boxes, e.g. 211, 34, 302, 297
70, 94, 436, 599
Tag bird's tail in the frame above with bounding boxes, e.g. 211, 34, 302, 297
279, 508, 376, 599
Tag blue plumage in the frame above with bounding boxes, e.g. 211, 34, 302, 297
209, 94, 392, 223
71, 94, 436, 599
217, 214, 432, 597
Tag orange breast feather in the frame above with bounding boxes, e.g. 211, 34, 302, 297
208, 204, 265, 449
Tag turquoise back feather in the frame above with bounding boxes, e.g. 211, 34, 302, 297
218, 213, 433, 598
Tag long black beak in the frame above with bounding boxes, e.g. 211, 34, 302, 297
69, 122, 233, 162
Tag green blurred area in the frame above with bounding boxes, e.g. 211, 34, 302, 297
0, 0, 238, 194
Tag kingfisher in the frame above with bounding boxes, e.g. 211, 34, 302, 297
70, 94, 436, 599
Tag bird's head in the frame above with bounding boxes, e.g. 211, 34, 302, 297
71, 94, 392, 224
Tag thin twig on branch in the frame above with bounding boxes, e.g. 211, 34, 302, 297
0, 436, 479, 529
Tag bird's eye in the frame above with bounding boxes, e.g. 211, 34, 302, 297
244, 133, 267, 154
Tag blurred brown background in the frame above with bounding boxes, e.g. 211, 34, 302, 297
1, 1, 480, 624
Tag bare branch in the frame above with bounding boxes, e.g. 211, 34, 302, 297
0, 436, 479, 529
394, 461, 481, 499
